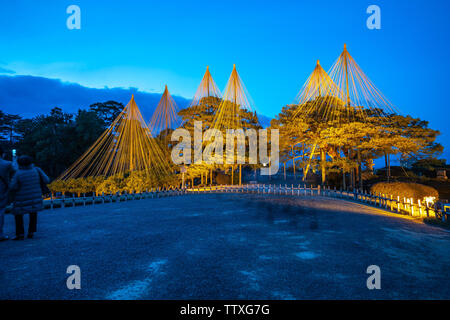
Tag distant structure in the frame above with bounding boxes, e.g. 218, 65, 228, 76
437, 169, 447, 180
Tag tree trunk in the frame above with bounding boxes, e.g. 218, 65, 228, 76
348, 149, 354, 189
301, 143, 305, 178
293, 158, 296, 180
357, 149, 362, 191
387, 153, 391, 182
342, 169, 346, 190
291, 145, 296, 180
284, 162, 286, 180
321, 148, 326, 185
384, 152, 388, 181
231, 166, 234, 185
239, 164, 242, 186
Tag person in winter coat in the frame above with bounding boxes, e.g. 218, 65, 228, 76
0, 146, 15, 241
9, 156, 50, 240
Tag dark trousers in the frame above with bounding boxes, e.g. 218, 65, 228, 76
14, 212, 37, 236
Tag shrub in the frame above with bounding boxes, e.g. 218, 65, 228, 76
96, 173, 126, 195
48, 171, 179, 196
215, 172, 231, 185
48, 180, 67, 195
370, 182, 439, 201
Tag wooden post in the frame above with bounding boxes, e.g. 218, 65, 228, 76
321, 148, 326, 185
293, 156, 296, 180
239, 164, 242, 186
418, 199, 423, 217
357, 148, 362, 191
231, 166, 234, 186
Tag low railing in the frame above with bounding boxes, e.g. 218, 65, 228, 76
42, 189, 186, 209
187, 184, 445, 220
39, 183, 448, 222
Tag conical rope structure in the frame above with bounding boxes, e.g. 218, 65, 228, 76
210, 64, 258, 132
293, 59, 342, 108
149, 85, 180, 136
287, 60, 340, 180
207, 64, 260, 185
57, 95, 171, 182
288, 44, 399, 182
293, 44, 398, 122
189, 66, 222, 108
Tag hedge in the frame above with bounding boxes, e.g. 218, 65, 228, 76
370, 182, 439, 201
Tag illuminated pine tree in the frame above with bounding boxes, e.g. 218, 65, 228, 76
57, 95, 172, 184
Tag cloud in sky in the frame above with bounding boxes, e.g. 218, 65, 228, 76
0, 67, 15, 74
0, 74, 273, 127
6, 61, 199, 99
0, 74, 190, 121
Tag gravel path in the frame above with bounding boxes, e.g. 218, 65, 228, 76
0, 194, 449, 299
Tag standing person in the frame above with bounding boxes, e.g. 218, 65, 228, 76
0, 146, 15, 241
9, 156, 50, 240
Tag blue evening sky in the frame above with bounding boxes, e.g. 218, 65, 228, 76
1, 0, 449, 159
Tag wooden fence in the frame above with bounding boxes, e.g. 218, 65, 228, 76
38, 183, 448, 222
